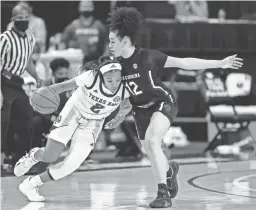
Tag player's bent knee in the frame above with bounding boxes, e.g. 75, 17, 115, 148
50, 161, 82, 180
49, 153, 85, 180
151, 112, 171, 131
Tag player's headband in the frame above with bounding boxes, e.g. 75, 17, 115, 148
99, 63, 122, 74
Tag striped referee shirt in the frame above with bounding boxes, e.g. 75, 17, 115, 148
0, 28, 35, 76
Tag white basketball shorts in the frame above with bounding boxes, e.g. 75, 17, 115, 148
48, 98, 104, 146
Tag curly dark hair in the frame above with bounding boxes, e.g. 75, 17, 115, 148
108, 7, 143, 44
50, 58, 70, 73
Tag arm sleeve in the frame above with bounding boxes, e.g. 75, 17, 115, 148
75, 70, 95, 87
0, 35, 10, 62
148, 49, 168, 68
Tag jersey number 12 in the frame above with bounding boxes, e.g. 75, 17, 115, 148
126, 81, 143, 95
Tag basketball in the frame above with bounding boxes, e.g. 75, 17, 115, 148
31, 87, 60, 114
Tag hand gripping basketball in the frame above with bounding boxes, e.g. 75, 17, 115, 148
30, 86, 60, 114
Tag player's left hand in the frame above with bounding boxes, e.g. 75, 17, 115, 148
220, 54, 243, 69
104, 114, 125, 129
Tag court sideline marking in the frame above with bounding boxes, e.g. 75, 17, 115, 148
233, 174, 256, 192
187, 170, 256, 198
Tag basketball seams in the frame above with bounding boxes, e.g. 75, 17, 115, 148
31, 99, 56, 109
31, 88, 59, 114
31, 98, 56, 114
47, 87, 60, 104
33, 92, 58, 107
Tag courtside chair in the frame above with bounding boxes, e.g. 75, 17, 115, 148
196, 70, 256, 152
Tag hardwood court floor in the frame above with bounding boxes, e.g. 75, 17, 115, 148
1, 158, 256, 210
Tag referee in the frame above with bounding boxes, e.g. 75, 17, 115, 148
1, 5, 43, 167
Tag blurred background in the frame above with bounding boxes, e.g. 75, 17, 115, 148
1, 0, 256, 175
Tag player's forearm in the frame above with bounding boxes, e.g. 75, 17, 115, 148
50, 78, 77, 94
182, 58, 221, 70
165, 56, 222, 70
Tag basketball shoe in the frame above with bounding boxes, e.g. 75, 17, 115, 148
19, 176, 45, 202
14, 147, 39, 177
166, 161, 179, 198
149, 183, 172, 208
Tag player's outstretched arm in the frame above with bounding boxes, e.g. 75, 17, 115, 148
49, 78, 78, 94
164, 54, 243, 70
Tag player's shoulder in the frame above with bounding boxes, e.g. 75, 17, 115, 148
136, 48, 158, 58
141, 48, 162, 57
136, 48, 158, 65
75, 69, 98, 88
80, 69, 97, 78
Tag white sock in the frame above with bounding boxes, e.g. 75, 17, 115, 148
30, 175, 44, 187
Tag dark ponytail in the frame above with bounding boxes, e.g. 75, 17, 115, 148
78, 59, 99, 74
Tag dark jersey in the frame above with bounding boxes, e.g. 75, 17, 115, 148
119, 48, 176, 107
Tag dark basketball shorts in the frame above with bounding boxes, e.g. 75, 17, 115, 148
132, 101, 178, 140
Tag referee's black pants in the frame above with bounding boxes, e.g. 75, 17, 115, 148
1, 76, 33, 163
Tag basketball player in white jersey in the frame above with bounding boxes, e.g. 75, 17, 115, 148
14, 56, 131, 201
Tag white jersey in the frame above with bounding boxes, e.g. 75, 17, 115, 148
71, 70, 129, 119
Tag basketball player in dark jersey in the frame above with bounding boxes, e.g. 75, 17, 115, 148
108, 7, 243, 208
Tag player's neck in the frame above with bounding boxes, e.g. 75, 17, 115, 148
122, 46, 136, 59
